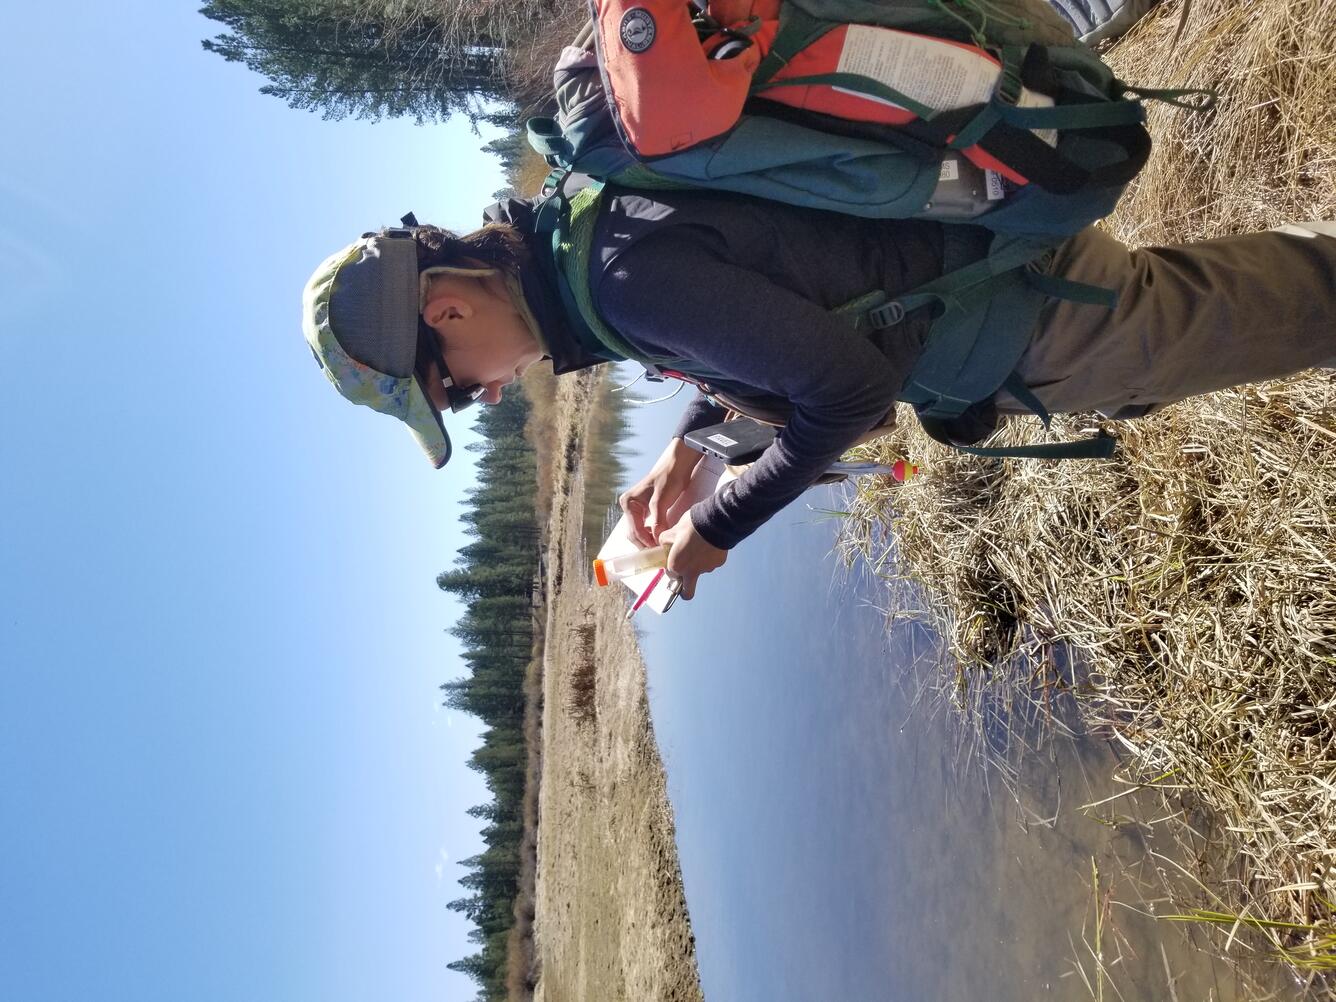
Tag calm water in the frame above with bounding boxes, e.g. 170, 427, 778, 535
610, 382, 1291, 1002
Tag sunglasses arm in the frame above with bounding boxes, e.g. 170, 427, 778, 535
446, 380, 485, 412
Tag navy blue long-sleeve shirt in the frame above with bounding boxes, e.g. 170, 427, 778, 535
588, 188, 964, 549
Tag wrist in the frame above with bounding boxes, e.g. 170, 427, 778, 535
688, 500, 734, 551
660, 437, 698, 470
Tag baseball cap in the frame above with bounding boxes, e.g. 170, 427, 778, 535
301, 229, 487, 468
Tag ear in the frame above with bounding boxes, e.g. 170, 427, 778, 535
422, 288, 475, 328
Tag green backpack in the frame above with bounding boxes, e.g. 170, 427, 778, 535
528, 0, 1210, 458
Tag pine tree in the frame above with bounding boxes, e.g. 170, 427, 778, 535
199, 0, 511, 123
445, 950, 489, 984
437, 564, 533, 600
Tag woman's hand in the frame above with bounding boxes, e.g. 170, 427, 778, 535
618, 438, 702, 548
657, 508, 728, 600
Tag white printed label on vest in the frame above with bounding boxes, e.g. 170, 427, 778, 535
835, 26, 1002, 112
707, 433, 738, 448
984, 169, 1006, 201
939, 158, 959, 182
833, 25, 1057, 144
1015, 87, 1058, 147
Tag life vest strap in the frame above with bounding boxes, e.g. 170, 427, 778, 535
1001, 371, 1051, 428
1120, 83, 1218, 112
1023, 270, 1119, 309
528, 117, 575, 168
919, 413, 1118, 459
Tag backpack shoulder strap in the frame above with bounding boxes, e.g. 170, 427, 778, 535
841, 231, 1120, 460
536, 175, 651, 367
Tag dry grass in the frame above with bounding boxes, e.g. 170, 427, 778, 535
841, 0, 1336, 990
505, 2, 590, 115
579, 371, 633, 552
504, 615, 548, 999
1098, 0, 1336, 244
566, 621, 598, 727
529, 369, 703, 1002
522, 363, 560, 521
502, 367, 567, 1000
512, 145, 557, 199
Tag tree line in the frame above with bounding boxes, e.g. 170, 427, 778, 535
434, 390, 542, 1000
198, 0, 578, 125
199, 7, 570, 996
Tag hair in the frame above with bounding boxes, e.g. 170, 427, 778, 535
410, 222, 530, 276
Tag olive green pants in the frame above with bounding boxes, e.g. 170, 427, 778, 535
996, 225, 1336, 419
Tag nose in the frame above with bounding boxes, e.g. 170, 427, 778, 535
481, 383, 504, 405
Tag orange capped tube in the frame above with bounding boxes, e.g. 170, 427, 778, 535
592, 544, 670, 587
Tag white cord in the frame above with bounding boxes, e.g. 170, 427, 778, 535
610, 369, 687, 406
609, 370, 647, 393
630, 382, 686, 406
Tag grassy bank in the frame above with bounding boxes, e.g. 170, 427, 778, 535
523, 368, 703, 1002
842, 0, 1335, 988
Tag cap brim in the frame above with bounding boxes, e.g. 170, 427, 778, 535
404, 373, 452, 469
304, 235, 458, 470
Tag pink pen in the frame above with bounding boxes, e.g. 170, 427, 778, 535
625, 568, 665, 620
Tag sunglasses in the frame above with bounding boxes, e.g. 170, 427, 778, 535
416, 318, 485, 413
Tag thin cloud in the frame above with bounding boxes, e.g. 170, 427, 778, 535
0, 228, 64, 329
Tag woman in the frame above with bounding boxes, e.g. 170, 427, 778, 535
302, 182, 1336, 599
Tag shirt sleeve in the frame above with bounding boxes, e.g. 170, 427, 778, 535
672, 392, 727, 439
597, 228, 907, 549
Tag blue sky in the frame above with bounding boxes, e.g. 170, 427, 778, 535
2, 5, 512, 999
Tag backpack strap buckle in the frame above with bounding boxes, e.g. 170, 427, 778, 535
867, 299, 906, 329
527, 117, 575, 169
993, 46, 1026, 108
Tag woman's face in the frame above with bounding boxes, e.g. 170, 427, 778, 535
419, 272, 544, 407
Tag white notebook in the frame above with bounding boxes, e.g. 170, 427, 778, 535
595, 453, 736, 614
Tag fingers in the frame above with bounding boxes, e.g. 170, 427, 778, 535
620, 444, 697, 550
646, 490, 669, 543
659, 528, 698, 601
619, 492, 655, 548
662, 568, 695, 601
629, 514, 655, 549
659, 507, 730, 603
623, 486, 677, 549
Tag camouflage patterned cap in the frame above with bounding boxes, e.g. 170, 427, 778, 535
303, 227, 505, 467
301, 230, 452, 468
305, 231, 462, 470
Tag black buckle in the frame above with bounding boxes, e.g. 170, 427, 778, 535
994, 52, 1025, 107
868, 300, 906, 329
1024, 251, 1056, 274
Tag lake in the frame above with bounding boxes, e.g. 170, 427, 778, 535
605, 379, 1291, 1002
